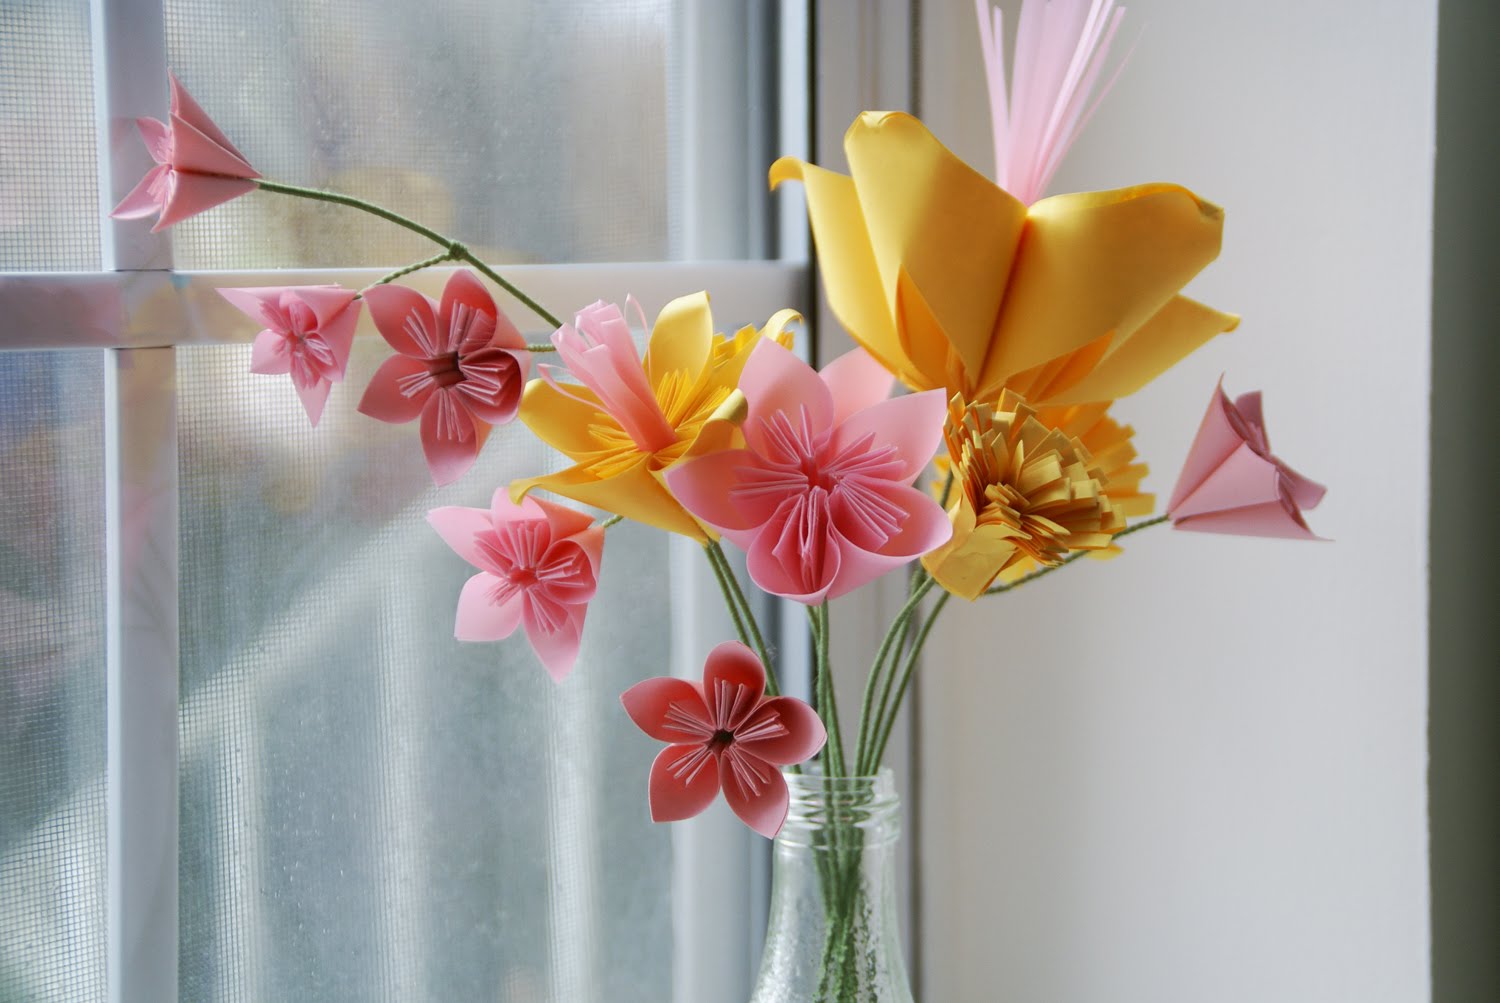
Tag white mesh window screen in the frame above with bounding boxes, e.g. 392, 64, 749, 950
0, 0, 101, 270
161, 0, 676, 269
0, 351, 108, 1001
175, 342, 673, 1001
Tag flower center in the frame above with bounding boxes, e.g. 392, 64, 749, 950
425, 351, 464, 387
711, 729, 735, 749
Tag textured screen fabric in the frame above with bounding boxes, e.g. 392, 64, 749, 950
177, 341, 673, 1002
0, 0, 100, 270
0, 352, 107, 1001
163, 0, 676, 269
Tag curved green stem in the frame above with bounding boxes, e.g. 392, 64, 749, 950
854, 571, 934, 775
810, 603, 847, 778
254, 178, 564, 332
366, 250, 456, 290
702, 542, 780, 696
868, 591, 951, 770
982, 514, 1170, 597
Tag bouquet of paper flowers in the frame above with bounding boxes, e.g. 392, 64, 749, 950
112, 1, 1325, 998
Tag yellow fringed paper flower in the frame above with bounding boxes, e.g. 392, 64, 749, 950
923, 391, 1137, 600
771, 112, 1239, 407
513, 292, 798, 542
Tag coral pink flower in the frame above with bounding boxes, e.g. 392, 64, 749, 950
666, 341, 952, 603
217, 285, 361, 426
428, 491, 603, 680
976, 0, 1129, 204
111, 72, 259, 231
621, 641, 826, 838
359, 270, 531, 485
1168, 380, 1326, 539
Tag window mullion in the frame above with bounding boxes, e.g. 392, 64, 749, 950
91, 2, 180, 1002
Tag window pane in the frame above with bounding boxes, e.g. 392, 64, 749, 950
176, 340, 673, 1001
0, 351, 107, 1001
163, 0, 685, 269
0, 0, 101, 270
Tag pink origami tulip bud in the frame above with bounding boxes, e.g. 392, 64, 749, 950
621, 642, 826, 838
359, 270, 532, 485
428, 491, 604, 681
111, 72, 259, 231
976, 0, 1129, 204
1167, 380, 1326, 539
217, 285, 362, 426
665, 342, 952, 604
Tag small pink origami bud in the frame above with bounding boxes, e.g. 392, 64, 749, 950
1167, 380, 1326, 539
217, 285, 362, 426
621, 642, 827, 838
428, 491, 604, 681
359, 270, 532, 485
111, 72, 260, 231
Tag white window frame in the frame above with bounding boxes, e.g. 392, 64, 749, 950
0, 1, 921, 1000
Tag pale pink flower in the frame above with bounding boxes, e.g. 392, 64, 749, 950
1168, 380, 1326, 539
110, 72, 259, 231
428, 491, 603, 680
217, 285, 361, 426
359, 270, 531, 485
666, 342, 952, 604
976, 0, 1129, 204
621, 641, 826, 838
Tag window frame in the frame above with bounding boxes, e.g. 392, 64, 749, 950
0, 1, 922, 999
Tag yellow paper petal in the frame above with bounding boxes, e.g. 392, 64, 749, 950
770, 156, 917, 385
980, 183, 1227, 389
513, 456, 711, 542
1045, 295, 1241, 405
645, 291, 713, 389
843, 111, 1028, 384
517, 378, 608, 455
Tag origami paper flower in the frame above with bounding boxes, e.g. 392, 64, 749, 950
217, 285, 361, 426
1168, 381, 1326, 539
428, 491, 603, 680
514, 293, 799, 541
770, 112, 1238, 409
976, 0, 1128, 206
359, 270, 531, 485
922, 391, 1133, 599
666, 341, 951, 604
110, 72, 259, 231
621, 641, 826, 837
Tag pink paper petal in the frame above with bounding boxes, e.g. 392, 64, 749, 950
419, 395, 485, 485
747, 505, 841, 605
826, 531, 913, 601
292, 285, 359, 334
153, 173, 256, 231
830, 388, 948, 483
454, 573, 524, 641
293, 376, 332, 427
663, 449, 772, 532
718, 753, 789, 838
427, 505, 497, 570
533, 496, 597, 542
1282, 466, 1327, 511
648, 744, 723, 823
358, 354, 430, 424
135, 116, 171, 163
169, 113, 257, 178
1172, 443, 1281, 521
522, 604, 584, 681
168, 71, 253, 164
701, 641, 767, 713
739, 340, 834, 455
455, 348, 527, 426
821, 346, 896, 427
622, 677, 712, 743
1167, 381, 1241, 513
361, 284, 439, 359
438, 270, 499, 354
249, 329, 291, 375
1173, 501, 1320, 540
735, 697, 826, 766
110, 165, 168, 219
535, 539, 601, 605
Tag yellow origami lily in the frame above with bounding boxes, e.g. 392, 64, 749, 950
770, 111, 1238, 408
513, 292, 798, 542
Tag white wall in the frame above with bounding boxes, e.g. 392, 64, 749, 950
915, 2, 1435, 1000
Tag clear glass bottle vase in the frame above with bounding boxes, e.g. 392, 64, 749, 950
749, 768, 914, 1003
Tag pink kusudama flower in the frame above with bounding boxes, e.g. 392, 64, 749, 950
666, 341, 952, 603
359, 270, 532, 485
110, 72, 259, 231
428, 491, 603, 681
1167, 379, 1326, 539
217, 285, 362, 426
621, 641, 826, 838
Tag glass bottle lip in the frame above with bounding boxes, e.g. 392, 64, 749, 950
778, 766, 901, 843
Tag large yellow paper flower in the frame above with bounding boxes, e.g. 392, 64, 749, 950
771, 111, 1239, 407
513, 292, 797, 542
923, 392, 1148, 600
